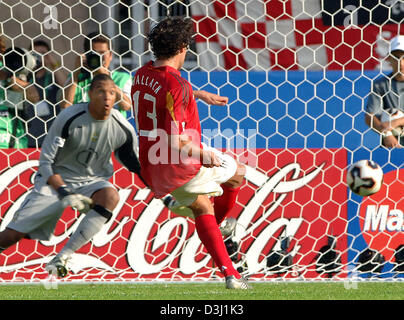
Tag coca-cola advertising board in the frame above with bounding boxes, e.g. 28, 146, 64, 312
0, 148, 349, 281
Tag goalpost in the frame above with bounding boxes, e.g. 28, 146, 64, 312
0, 0, 403, 283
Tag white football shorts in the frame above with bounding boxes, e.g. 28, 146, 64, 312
170, 146, 238, 207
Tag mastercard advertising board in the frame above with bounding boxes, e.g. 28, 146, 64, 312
348, 149, 404, 278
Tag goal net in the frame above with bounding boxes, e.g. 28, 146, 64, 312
0, 0, 403, 283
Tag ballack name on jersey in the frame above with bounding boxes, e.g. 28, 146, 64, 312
134, 74, 162, 94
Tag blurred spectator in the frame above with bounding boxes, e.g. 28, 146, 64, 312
365, 35, 404, 148
60, 32, 132, 118
0, 36, 5, 66
23, 40, 67, 148
0, 42, 39, 148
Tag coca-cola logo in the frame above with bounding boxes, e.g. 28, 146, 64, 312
359, 169, 404, 261
0, 149, 348, 280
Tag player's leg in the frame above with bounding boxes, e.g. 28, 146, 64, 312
189, 195, 250, 289
0, 190, 64, 254
46, 184, 119, 277
190, 195, 239, 277
167, 158, 251, 289
45, 181, 119, 277
165, 152, 245, 227
0, 228, 26, 254
214, 162, 245, 225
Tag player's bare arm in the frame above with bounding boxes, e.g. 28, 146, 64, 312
365, 111, 404, 134
194, 90, 228, 106
365, 113, 392, 133
61, 54, 83, 109
115, 84, 132, 111
382, 115, 404, 131
169, 134, 221, 168
47, 173, 67, 190
9, 76, 40, 103
365, 113, 401, 148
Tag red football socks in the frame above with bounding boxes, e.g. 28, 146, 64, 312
195, 214, 240, 279
214, 185, 240, 225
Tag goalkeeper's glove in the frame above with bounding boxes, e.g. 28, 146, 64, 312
57, 185, 93, 213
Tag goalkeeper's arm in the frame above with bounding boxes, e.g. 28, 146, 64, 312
47, 174, 93, 213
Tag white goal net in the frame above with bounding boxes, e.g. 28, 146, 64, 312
0, 0, 403, 283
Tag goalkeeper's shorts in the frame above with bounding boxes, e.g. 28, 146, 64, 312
6, 179, 114, 241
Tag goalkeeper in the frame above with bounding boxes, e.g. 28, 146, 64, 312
0, 74, 141, 278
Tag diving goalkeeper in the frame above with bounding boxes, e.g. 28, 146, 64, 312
0, 74, 141, 277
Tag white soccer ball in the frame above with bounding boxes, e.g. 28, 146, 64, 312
346, 160, 384, 196
380, 108, 404, 136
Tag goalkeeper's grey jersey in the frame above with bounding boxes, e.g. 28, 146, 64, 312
39, 103, 139, 184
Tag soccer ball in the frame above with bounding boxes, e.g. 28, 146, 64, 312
380, 108, 404, 136
346, 160, 383, 196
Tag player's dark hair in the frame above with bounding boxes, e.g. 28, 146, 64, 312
84, 32, 111, 52
32, 39, 51, 51
148, 16, 194, 60
89, 73, 114, 91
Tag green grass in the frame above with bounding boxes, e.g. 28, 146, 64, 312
0, 282, 403, 300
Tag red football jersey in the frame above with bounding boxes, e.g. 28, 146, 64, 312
131, 61, 202, 197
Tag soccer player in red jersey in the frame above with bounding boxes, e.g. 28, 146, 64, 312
131, 16, 250, 289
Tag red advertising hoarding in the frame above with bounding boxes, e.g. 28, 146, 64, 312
0, 148, 348, 281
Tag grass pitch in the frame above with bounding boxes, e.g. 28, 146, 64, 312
0, 282, 403, 300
